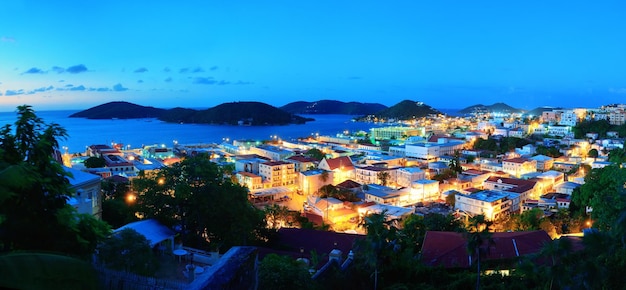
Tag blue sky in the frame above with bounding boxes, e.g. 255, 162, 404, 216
1, 0, 625, 112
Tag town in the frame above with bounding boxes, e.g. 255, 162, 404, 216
41, 105, 626, 288
3, 103, 626, 289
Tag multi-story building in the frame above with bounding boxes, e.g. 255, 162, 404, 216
258, 161, 297, 188
558, 110, 579, 126
455, 190, 512, 220
483, 176, 538, 201
249, 145, 295, 161
286, 155, 318, 172
298, 169, 334, 196
396, 167, 426, 188
236, 171, 264, 191
609, 108, 626, 125
530, 155, 554, 172
370, 126, 425, 140
318, 156, 355, 185
404, 139, 466, 162
410, 179, 440, 202
66, 167, 102, 219
502, 157, 537, 178
355, 166, 398, 186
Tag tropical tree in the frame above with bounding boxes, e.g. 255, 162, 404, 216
588, 148, 599, 160
304, 148, 325, 161
97, 228, 158, 276
377, 171, 390, 186
83, 156, 106, 168
466, 214, 494, 290
133, 153, 266, 251
258, 254, 315, 290
0, 105, 110, 256
571, 165, 626, 230
449, 151, 463, 176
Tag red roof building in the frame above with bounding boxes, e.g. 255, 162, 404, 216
420, 230, 551, 268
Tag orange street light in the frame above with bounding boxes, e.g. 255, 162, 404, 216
126, 193, 137, 203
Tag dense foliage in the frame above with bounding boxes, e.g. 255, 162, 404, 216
158, 101, 311, 125
96, 228, 158, 276
366, 100, 442, 120
132, 153, 266, 251
280, 100, 387, 115
573, 119, 626, 139
0, 105, 110, 257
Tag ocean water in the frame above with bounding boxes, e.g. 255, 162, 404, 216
0, 110, 380, 153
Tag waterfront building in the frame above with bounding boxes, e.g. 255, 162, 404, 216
249, 144, 295, 161
369, 126, 424, 140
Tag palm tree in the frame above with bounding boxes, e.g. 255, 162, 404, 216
466, 214, 494, 290
377, 171, 390, 186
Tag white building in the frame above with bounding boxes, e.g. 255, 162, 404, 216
396, 167, 426, 188
66, 167, 102, 219
502, 157, 537, 178
455, 190, 512, 220
410, 179, 440, 202
404, 139, 466, 162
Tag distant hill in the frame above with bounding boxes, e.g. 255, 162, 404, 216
525, 106, 562, 117
159, 101, 312, 125
71, 101, 312, 125
280, 100, 387, 115
363, 100, 442, 120
69, 101, 165, 119
458, 103, 523, 114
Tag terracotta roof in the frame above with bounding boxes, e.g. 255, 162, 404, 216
257, 228, 364, 268
421, 230, 551, 268
336, 179, 362, 189
237, 171, 260, 178
323, 156, 354, 171
485, 176, 536, 191
262, 161, 292, 166
503, 157, 531, 164
287, 155, 317, 163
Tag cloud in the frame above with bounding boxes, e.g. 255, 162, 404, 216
26, 86, 54, 95
66, 64, 88, 74
58, 79, 65, 82
134, 67, 148, 73
347, 76, 362, 80
163, 67, 171, 72
0, 92, 2, 96
69, 85, 86, 91
164, 77, 172, 82
51, 66, 65, 73
113, 83, 128, 91
5, 89, 24, 96
193, 77, 217, 85
179, 68, 190, 73
88, 87, 111, 92
210, 66, 218, 71
192, 77, 253, 85
1, 36, 15, 42
192, 67, 204, 73
64, 84, 74, 87
609, 88, 626, 94
137, 80, 144, 83
23, 67, 46, 74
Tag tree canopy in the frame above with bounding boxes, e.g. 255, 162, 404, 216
0, 105, 110, 257
132, 153, 266, 251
